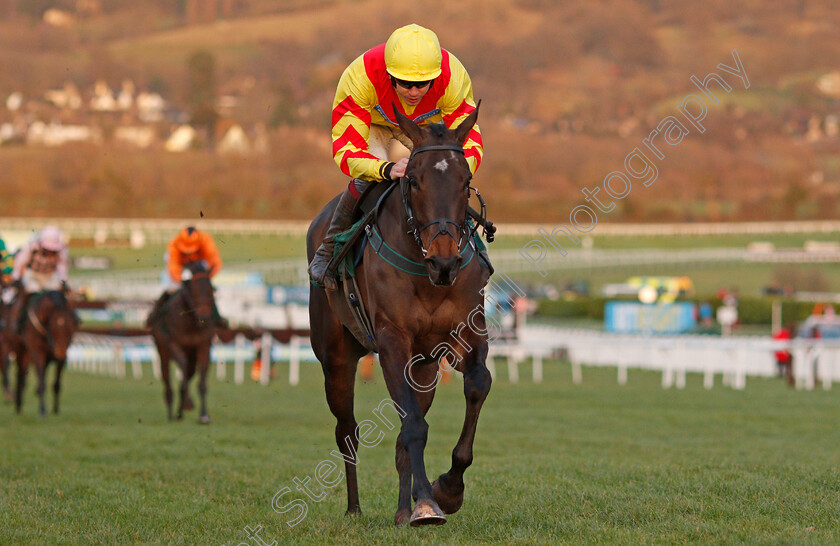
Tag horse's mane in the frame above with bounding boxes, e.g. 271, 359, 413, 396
428, 122, 447, 139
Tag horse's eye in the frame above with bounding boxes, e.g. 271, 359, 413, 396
407, 176, 418, 188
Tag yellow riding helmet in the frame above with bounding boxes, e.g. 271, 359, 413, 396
384, 24, 442, 81
175, 226, 201, 254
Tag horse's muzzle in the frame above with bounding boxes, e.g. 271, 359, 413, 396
425, 254, 462, 287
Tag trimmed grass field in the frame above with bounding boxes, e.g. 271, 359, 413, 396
2, 360, 838, 544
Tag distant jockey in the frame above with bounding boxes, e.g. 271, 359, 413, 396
6, 225, 70, 335
0, 233, 14, 285
146, 226, 228, 329
308, 23, 486, 291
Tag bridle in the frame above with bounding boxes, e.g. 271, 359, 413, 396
401, 144, 483, 257
181, 269, 213, 325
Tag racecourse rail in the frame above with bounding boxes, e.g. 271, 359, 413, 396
70, 245, 840, 300
64, 325, 839, 391
6, 217, 840, 241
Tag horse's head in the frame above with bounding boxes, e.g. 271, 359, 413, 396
42, 291, 79, 360
394, 103, 480, 287
183, 262, 215, 326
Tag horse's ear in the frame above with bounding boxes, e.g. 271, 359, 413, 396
393, 103, 424, 148
452, 100, 481, 146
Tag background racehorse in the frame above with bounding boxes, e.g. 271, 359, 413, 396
149, 261, 217, 423
14, 289, 79, 415
307, 106, 492, 527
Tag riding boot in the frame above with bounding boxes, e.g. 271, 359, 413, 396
308, 183, 365, 291
146, 292, 171, 328
12, 292, 31, 335
478, 249, 495, 277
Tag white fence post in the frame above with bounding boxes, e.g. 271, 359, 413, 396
532, 355, 543, 384
507, 351, 519, 384
571, 359, 582, 385
234, 334, 245, 385
216, 350, 226, 381
289, 335, 301, 386
151, 352, 161, 380
260, 332, 272, 386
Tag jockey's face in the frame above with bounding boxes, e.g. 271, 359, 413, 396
394, 79, 432, 107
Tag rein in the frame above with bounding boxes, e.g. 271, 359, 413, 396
27, 307, 48, 336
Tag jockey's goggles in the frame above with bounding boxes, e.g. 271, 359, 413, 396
393, 78, 433, 90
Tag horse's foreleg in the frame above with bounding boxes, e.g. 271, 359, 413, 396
14, 353, 28, 414
432, 342, 491, 515
53, 359, 66, 414
156, 339, 174, 420
169, 344, 191, 419
0, 340, 11, 402
33, 354, 47, 417
379, 332, 445, 527
311, 286, 367, 517
395, 386, 436, 526
323, 350, 363, 515
196, 344, 211, 424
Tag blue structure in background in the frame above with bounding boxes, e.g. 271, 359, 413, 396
605, 302, 697, 334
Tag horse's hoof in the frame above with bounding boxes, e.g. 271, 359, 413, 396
3, 389, 12, 403
394, 508, 411, 527
345, 507, 361, 517
432, 477, 464, 515
409, 499, 446, 527
198, 415, 211, 425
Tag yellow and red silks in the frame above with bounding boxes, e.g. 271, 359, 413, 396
332, 43, 483, 182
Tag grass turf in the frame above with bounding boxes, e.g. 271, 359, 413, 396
1, 359, 838, 544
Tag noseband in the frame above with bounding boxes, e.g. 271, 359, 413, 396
402, 144, 475, 257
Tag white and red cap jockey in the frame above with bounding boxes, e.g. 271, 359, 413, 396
39, 225, 64, 252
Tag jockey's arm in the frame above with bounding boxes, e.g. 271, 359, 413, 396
331, 58, 395, 181
166, 241, 184, 284
203, 235, 222, 277
10, 242, 32, 281
441, 55, 483, 174
56, 247, 70, 282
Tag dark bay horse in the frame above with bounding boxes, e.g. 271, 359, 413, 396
307, 106, 492, 527
0, 291, 14, 402
149, 262, 217, 423
14, 290, 79, 415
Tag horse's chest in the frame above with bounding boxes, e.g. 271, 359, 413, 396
409, 299, 463, 333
